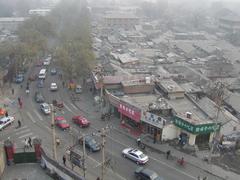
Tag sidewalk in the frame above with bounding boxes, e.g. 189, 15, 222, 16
114, 118, 240, 180
71, 90, 239, 180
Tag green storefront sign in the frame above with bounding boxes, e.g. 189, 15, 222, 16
173, 116, 221, 134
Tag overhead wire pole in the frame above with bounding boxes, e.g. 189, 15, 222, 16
82, 135, 86, 178
51, 104, 57, 160
101, 128, 106, 180
208, 82, 224, 163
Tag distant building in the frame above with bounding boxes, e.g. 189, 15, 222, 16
103, 13, 140, 29
0, 17, 26, 32
219, 14, 240, 33
28, 9, 51, 16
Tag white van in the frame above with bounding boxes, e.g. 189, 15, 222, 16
39, 68, 47, 79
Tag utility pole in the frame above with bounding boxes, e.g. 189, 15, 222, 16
100, 128, 107, 180
51, 104, 57, 160
82, 135, 86, 178
208, 82, 224, 163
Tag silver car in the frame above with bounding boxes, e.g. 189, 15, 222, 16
40, 103, 51, 115
122, 148, 149, 165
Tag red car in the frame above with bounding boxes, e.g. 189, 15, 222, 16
55, 116, 70, 130
72, 115, 90, 127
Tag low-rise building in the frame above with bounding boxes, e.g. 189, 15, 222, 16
103, 13, 140, 29
0, 17, 25, 32
156, 78, 185, 99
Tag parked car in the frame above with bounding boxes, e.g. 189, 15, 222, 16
15, 74, 24, 83
0, 116, 15, 131
40, 103, 51, 115
37, 80, 44, 88
35, 60, 43, 67
72, 115, 90, 127
75, 85, 82, 94
135, 167, 164, 180
28, 73, 37, 81
55, 116, 70, 130
50, 68, 57, 75
34, 91, 44, 103
79, 135, 101, 152
50, 83, 58, 91
122, 148, 149, 165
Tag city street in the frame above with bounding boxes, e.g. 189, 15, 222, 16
1, 63, 223, 180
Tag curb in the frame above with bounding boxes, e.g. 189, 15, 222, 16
114, 127, 226, 180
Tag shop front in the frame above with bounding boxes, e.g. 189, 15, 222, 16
173, 116, 221, 146
142, 112, 166, 142
118, 101, 142, 134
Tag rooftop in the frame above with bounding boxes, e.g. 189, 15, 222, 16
166, 97, 212, 125
120, 94, 171, 111
157, 79, 185, 93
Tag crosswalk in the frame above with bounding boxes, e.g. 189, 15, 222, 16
13, 125, 38, 148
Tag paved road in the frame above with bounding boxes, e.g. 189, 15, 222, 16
1, 62, 223, 180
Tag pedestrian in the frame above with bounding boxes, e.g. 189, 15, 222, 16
62, 81, 65, 88
166, 150, 171, 159
137, 137, 141, 147
63, 155, 66, 166
5, 111, 8, 117
11, 88, 14, 95
96, 177, 100, 180
203, 177, 208, 180
17, 120, 21, 128
197, 176, 201, 180
24, 139, 29, 149
28, 137, 32, 148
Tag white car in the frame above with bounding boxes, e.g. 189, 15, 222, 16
0, 116, 15, 131
50, 83, 58, 91
43, 57, 51, 65
40, 103, 51, 115
122, 148, 149, 165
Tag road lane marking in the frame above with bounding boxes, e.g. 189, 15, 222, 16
16, 129, 31, 135
18, 132, 33, 139
21, 136, 37, 143
64, 103, 73, 113
14, 125, 28, 131
26, 112, 36, 123
34, 110, 43, 121
45, 126, 52, 132
105, 132, 196, 179
69, 103, 78, 111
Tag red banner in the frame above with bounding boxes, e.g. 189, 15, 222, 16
118, 103, 141, 122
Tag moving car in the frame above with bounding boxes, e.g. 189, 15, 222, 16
122, 148, 149, 165
15, 74, 24, 83
50, 68, 57, 75
34, 91, 44, 103
55, 116, 70, 130
37, 80, 44, 88
0, 116, 15, 131
75, 85, 82, 94
72, 115, 90, 127
79, 136, 101, 152
135, 167, 164, 180
43, 57, 51, 65
50, 83, 58, 91
40, 103, 51, 115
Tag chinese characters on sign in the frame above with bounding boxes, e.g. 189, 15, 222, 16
144, 112, 166, 128
118, 103, 141, 122
173, 116, 221, 134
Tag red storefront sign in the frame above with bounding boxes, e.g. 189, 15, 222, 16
118, 103, 141, 122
